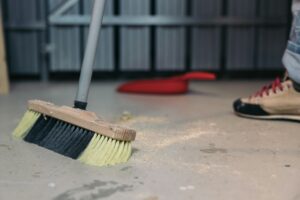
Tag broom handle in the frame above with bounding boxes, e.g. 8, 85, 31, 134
74, 0, 106, 110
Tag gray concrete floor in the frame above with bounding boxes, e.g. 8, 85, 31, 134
0, 81, 300, 200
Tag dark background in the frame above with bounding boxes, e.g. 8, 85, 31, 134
2, 0, 293, 80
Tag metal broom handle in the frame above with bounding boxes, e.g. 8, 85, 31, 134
74, 0, 107, 110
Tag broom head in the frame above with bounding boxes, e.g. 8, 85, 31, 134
13, 100, 136, 167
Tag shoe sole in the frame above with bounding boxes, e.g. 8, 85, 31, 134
235, 112, 300, 122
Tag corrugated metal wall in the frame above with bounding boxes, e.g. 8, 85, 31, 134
84, 0, 115, 71
49, 0, 81, 72
257, 0, 288, 70
120, 0, 151, 71
2, 0, 290, 78
227, 0, 256, 70
156, 0, 186, 71
191, 0, 222, 70
3, 0, 46, 75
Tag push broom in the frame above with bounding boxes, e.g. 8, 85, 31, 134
12, 0, 136, 167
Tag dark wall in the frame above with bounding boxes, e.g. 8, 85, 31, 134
2, 0, 291, 79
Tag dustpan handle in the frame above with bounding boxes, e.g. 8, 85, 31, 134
173, 72, 216, 81
74, 0, 106, 110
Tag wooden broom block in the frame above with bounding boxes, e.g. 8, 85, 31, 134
0, 13, 9, 95
28, 100, 137, 142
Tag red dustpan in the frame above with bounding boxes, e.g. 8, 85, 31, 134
117, 72, 216, 94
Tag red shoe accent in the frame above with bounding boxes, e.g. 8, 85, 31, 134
253, 78, 284, 97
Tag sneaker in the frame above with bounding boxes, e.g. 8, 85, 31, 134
233, 76, 300, 121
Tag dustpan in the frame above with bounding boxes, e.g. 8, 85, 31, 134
118, 72, 216, 94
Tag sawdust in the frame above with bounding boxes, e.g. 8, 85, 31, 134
143, 196, 159, 200
132, 120, 215, 150
118, 115, 168, 126
156, 128, 209, 148
117, 110, 168, 125
128, 119, 219, 174
118, 114, 220, 174
119, 111, 134, 122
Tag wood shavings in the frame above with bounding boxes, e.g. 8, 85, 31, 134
119, 111, 134, 122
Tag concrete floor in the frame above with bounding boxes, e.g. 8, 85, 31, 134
0, 81, 300, 200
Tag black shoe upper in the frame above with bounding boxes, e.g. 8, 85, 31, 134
233, 99, 270, 116
293, 81, 300, 93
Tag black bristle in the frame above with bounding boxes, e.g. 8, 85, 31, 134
37, 120, 62, 145
64, 128, 94, 158
24, 116, 94, 159
40, 121, 72, 148
50, 125, 77, 153
39, 121, 68, 147
24, 116, 56, 143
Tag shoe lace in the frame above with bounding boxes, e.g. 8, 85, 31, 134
252, 77, 284, 98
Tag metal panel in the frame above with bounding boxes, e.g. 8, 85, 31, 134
120, 0, 150, 71
191, 0, 222, 70
4, 0, 45, 75
257, 0, 288, 69
155, 0, 186, 71
6, 32, 40, 74
83, 0, 114, 71
257, 28, 287, 70
226, 0, 256, 70
2, 0, 291, 76
260, 0, 288, 19
49, 0, 81, 72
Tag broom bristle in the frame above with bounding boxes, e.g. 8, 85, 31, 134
78, 135, 132, 166
13, 110, 41, 139
13, 109, 133, 167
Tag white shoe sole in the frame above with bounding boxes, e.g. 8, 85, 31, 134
235, 112, 300, 122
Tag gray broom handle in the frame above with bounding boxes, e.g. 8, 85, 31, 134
74, 0, 106, 109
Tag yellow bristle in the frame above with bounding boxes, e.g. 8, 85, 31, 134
97, 138, 116, 166
78, 134, 105, 164
105, 140, 121, 164
78, 134, 132, 167
90, 137, 112, 166
13, 110, 41, 139
123, 142, 132, 162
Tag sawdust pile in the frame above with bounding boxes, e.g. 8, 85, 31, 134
117, 112, 220, 174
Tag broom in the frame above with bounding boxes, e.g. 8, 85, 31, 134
12, 0, 136, 167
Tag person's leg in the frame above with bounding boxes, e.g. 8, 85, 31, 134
233, 0, 300, 121
283, 0, 300, 83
